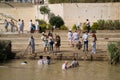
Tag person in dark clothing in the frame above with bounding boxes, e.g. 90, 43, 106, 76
86, 19, 90, 33
55, 34, 61, 52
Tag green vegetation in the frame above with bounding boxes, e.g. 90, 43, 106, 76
40, 6, 50, 20
0, 40, 15, 63
36, 19, 47, 32
107, 41, 120, 64
60, 25, 68, 30
47, 24, 53, 30
90, 22, 98, 33
37, 18, 67, 31
49, 16, 64, 29
48, 0, 120, 4
72, 24, 77, 30
96, 19, 120, 30
79, 19, 120, 32
48, 12, 55, 20
81, 22, 87, 31
81, 19, 120, 32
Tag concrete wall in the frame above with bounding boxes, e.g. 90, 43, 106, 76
0, 7, 36, 31
36, 3, 120, 28
0, 3, 120, 31
63, 3, 120, 27
36, 4, 63, 22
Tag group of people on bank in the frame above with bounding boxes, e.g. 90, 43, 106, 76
68, 19, 97, 54
68, 30, 97, 54
19, 19, 97, 70
4, 19, 24, 33
28, 31, 61, 57
4, 19, 16, 32
40, 32, 61, 54
3, 19, 40, 34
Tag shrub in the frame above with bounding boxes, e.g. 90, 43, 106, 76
47, 24, 53, 30
113, 20, 120, 29
107, 20, 115, 30
60, 25, 68, 30
107, 41, 120, 64
40, 24, 47, 32
81, 22, 87, 31
39, 6, 50, 20
48, 12, 55, 20
36, 19, 47, 32
91, 22, 98, 32
96, 19, 120, 30
49, 16, 64, 29
117, 41, 120, 55
48, 0, 119, 3
0, 40, 15, 62
97, 19, 105, 30
72, 24, 76, 30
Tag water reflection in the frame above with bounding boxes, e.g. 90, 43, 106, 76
0, 60, 120, 80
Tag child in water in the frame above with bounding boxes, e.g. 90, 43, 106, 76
43, 56, 51, 65
62, 58, 79, 70
62, 61, 69, 70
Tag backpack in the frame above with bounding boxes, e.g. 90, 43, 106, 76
50, 40, 54, 45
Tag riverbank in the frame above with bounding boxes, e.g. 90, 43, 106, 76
0, 30, 120, 61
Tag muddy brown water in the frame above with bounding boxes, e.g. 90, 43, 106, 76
0, 59, 120, 80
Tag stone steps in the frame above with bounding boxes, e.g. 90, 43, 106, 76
16, 48, 108, 61
1, 31, 120, 50
2, 32, 119, 39
0, 30, 119, 60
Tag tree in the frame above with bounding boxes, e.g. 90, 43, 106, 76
49, 16, 64, 28
48, 0, 120, 3
48, 12, 55, 20
40, 6, 50, 20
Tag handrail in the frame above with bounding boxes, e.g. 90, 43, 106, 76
0, 13, 17, 22
3, 2, 14, 8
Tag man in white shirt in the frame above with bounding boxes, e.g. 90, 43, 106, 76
76, 21, 81, 30
29, 20, 33, 33
67, 30, 73, 46
35, 19, 39, 33
73, 30, 79, 47
82, 31, 89, 52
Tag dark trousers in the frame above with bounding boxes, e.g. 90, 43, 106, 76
84, 41, 88, 51
87, 26, 90, 33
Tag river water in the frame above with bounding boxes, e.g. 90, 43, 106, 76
0, 59, 120, 80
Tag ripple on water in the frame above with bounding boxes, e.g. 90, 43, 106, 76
0, 60, 120, 80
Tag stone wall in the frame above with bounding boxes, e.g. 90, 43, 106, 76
0, 3, 120, 30
0, 5, 36, 31
36, 3, 120, 28
63, 3, 120, 28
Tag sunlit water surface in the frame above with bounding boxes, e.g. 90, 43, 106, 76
0, 60, 120, 80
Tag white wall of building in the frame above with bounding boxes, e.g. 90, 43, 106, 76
0, 3, 120, 30
36, 3, 120, 28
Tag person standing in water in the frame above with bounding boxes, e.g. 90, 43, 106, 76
29, 35, 36, 57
